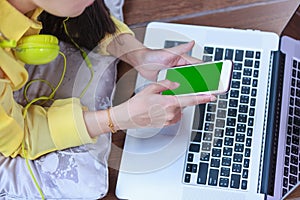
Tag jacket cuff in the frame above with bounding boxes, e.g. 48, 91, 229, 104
48, 98, 94, 150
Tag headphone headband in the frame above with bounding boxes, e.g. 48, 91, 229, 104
0, 31, 16, 48
17, 34, 58, 45
0, 39, 17, 48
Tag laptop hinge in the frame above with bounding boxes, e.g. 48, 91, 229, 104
259, 50, 284, 196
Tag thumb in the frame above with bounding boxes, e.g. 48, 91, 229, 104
168, 41, 195, 56
141, 80, 179, 94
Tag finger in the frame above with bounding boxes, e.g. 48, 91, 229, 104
141, 80, 180, 94
180, 53, 203, 65
177, 94, 217, 107
168, 41, 195, 56
168, 41, 203, 66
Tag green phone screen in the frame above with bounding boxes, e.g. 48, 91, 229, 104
162, 62, 223, 95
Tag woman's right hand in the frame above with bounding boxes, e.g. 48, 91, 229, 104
110, 80, 216, 130
84, 80, 216, 137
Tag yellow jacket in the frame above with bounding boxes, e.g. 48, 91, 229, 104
0, 0, 133, 159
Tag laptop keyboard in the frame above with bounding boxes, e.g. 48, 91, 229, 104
282, 58, 300, 197
183, 46, 261, 190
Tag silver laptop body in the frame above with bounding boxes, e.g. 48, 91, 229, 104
116, 22, 281, 200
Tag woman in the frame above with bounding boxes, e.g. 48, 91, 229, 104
0, 0, 216, 198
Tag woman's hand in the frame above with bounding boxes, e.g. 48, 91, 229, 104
85, 80, 216, 138
110, 80, 216, 130
107, 34, 201, 81
133, 41, 200, 81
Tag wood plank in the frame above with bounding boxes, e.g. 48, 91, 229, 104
124, 0, 290, 27
124, 0, 300, 36
282, 5, 300, 39
173, 0, 300, 35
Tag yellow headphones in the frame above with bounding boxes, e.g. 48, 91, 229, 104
0, 33, 60, 65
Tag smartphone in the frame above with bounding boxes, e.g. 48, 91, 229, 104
157, 60, 233, 96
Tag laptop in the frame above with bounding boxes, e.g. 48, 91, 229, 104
115, 21, 300, 200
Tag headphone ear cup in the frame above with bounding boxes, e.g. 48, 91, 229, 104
15, 34, 60, 65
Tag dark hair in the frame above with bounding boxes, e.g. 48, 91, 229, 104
39, 0, 117, 50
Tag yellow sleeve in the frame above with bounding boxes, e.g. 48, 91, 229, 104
99, 15, 134, 55
0, 81, 95, 160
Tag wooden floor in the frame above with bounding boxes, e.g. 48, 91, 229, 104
282, 5, 300, 40
104, 1, 300, 199
124, 0, 299, 35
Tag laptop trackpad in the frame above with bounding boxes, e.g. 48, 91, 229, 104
125, 122, 184, 154
121, 121, 191, 173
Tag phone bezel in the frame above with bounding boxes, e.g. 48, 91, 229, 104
157, 60, 233, 96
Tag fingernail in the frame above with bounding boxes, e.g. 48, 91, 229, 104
172, 82, 180, 88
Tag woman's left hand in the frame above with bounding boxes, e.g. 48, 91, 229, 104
107, 34, 201, 81
134, 41, 201, 81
